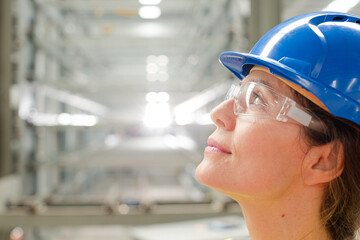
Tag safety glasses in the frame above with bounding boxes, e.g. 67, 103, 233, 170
225, 81, 324, 132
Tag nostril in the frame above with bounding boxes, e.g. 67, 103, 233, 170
215, 119, 226, 128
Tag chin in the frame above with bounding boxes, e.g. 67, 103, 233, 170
195, 160, 226, 191
195, 161, 206, 184
195, 161, 252, 199
195, 167, 243, 200
195, 160, 215, 187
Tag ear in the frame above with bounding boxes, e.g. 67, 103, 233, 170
302, 140, 344, 186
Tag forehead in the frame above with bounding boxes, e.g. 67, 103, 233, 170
243, 70, 294, 96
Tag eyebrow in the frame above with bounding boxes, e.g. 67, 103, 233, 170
244, 76, 276, 89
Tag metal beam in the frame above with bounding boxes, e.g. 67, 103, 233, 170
0, 202, 241, 229
43, 0, 195, 11
249, 0, 281, 48
0, 0, 13, 176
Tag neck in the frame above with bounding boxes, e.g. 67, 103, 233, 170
225, 186, 330, 240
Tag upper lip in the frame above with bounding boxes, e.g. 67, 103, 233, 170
207, 138, 231, 154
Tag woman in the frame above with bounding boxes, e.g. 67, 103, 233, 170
196, 12, 360, 240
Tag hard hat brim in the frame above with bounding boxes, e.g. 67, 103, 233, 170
219, 51, 324, 99
219, 51, 314, 89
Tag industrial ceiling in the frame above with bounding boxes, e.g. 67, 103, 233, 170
2, 0, 360, 233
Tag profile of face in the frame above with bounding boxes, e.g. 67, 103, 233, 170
195, 70, 310, 201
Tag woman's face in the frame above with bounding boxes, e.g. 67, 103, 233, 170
195, 70, 309, 200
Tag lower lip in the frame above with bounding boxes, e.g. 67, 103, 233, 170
204, 146, 231, 154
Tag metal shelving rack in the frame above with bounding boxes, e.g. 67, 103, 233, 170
0, 0, 265, 239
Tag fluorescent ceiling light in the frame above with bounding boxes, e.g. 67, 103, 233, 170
146, 62, 159, 74
144, 92, 171, 128
28, 112, 98, 127
156, 55, 169, 66
139, 0, 162, 5
146, 92, 169, 103
133, 23, 174, 38
143, 102, 171, 128
139, 6, 161, 19
322, 0, 360, 12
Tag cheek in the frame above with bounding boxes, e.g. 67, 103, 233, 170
196, 122, 305, 199
230, 123, 305, 196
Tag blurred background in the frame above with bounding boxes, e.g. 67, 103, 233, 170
1, 0, 360, 239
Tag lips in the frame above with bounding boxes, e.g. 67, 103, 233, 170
205, 138, 231, 154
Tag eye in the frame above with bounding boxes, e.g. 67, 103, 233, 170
251, 92, 264, 105
234, 82, 274, 115
247, 91, 268, 111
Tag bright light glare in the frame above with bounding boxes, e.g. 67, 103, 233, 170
146, 55, 157, 63
139, 6, 161, 19
146, 92, 169, 103
174, 112, 194, 126
28, 112, 98, 127
157, 55, 169, 66
158, 92, 169, 102
143, 102, 171, 128
146, 55, 169, 82
322, 0, 360, 12
146, 92, 158, 103
139, 0, 162, 5
69, 114, 98, 126
58, 113, 72, 125
146, 62, 159, 74
144, 92, 171, 128
135, 23, 171, 38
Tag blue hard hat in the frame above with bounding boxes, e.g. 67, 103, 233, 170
219, 11, 360, 126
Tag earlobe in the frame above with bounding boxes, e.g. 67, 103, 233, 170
302, 140, 344, 186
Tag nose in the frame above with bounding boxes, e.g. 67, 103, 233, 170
210, 98, 236, 131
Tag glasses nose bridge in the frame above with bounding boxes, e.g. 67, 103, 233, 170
232, 83, 251, 115
225, 83, 239, 100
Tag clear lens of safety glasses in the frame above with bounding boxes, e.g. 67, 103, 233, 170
225, 82, 324, 132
